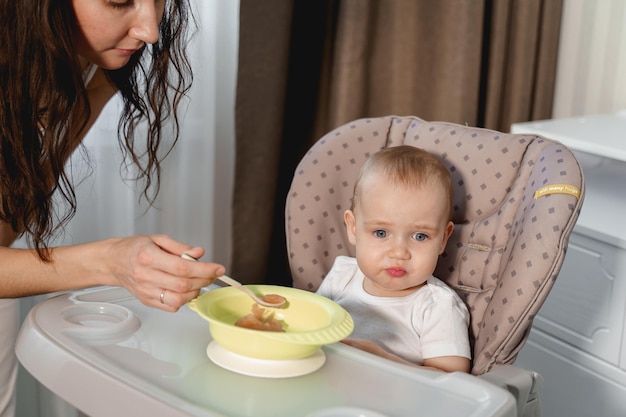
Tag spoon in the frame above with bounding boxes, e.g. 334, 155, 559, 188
181, 253, 286, 308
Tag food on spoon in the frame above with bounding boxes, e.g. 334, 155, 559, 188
235, 303, 285, 332
261, 293, 287, 306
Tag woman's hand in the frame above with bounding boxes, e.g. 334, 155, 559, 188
101, 234, 225, 312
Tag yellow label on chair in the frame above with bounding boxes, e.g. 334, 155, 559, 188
534, 184, 581, 200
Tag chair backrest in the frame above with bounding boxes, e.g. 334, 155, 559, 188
285, 115, 584, 374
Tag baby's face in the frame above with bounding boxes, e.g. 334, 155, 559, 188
345, 175, 453, 297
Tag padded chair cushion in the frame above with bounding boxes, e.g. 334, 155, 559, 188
286, 115, 584, 374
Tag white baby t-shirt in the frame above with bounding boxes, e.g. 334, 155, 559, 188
317, 256, 471, 365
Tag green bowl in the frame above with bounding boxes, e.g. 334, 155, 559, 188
188, 285, 353, 360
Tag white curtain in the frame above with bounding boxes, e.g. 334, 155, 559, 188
15, 1, 239, 415
553, 0, 626, 117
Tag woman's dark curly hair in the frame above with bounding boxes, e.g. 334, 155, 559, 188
0, 0, 194, 260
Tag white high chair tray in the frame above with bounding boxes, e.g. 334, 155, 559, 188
16, 286, 515, 417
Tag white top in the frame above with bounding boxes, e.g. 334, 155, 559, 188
316, 256, 471, 365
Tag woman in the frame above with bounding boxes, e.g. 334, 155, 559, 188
0, 1, 225, 415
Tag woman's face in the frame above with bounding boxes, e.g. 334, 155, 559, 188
72, 0, 166, 70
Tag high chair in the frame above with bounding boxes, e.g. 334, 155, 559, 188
285, 115, 584, 417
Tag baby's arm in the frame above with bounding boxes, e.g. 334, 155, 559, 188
342, 339, 470, 372
341, 339, 415, 365
423, 355, 470, 373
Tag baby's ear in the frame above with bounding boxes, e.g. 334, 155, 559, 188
344, 210, 357, 245
440, 221, 454, 254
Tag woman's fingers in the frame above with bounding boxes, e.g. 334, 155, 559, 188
144, 256, 225, 311
150, 234, 205, 260
108, 235, 225, 312
154, 286, 202, 312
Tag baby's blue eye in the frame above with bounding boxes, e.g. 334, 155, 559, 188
374, 230, 387, 239
412, 232, 428, 241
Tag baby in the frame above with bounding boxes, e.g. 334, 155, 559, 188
317, 145, 471, 372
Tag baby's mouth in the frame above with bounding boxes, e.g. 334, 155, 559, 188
386, 267, 406, 278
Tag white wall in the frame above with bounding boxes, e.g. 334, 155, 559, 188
553, 0, 626, 117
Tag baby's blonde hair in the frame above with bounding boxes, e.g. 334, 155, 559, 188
351, 146, 454, 219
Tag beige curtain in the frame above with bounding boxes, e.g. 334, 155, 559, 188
484, 0, 563, 128
232, 0, 562, 285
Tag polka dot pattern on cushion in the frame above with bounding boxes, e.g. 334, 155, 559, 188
285, 115, 584, 375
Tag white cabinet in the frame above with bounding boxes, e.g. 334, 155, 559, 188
511, 113, 626, 417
